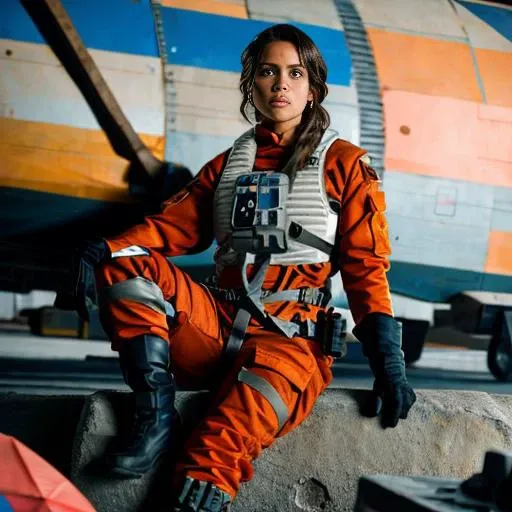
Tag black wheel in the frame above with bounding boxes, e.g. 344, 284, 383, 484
488, 336, 512, 382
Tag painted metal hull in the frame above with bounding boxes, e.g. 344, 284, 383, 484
1, 0, 511, 299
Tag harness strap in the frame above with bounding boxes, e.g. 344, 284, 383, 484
237, 367, 289, 431
208, 285, 330, 307
288, 221, 334, 256
261, 287, 330, 307
224, 308, 251, 361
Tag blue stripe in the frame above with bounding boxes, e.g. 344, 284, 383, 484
3, 2, 351, 84
388, 261, 512, 303
457, 1, 512, 43
0, 496, 13, 512
2, 0, 158, 56
162, 8, 352, 86
4, 187, 511, 301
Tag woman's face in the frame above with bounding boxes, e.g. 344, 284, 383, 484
252, 41, 313, 138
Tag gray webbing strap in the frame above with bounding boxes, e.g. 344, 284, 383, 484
261, 288, 326, 305
101, 277, 173, 316
241, 255, 297, 338
237, 367, 289, 431
288, 221, 334, 256
224, 308, 251, 360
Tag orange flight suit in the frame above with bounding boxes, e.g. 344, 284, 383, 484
96, 125, 393, 498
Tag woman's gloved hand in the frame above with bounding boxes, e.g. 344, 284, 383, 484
353, 313, 417, 428
54, 238, 110, 321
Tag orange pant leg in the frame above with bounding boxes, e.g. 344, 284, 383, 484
95, 251, 225, 388
174, 331, 333, 497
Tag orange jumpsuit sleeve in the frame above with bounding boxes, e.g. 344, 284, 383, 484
326, 145, 393, 325
105, 151, 228, 257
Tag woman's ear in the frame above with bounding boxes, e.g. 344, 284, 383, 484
308, 89, 314, 102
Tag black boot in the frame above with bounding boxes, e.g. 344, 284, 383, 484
105, 334, 175, 478
174, 477, 233, 511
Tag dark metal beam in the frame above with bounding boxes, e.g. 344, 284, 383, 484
21, 0, 163, 179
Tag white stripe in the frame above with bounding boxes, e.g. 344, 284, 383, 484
0, 37, 359, 146
0, 39, 164, 135
169, 64, 359, 141
355, 0, 466, 39
247, 0, 344, 30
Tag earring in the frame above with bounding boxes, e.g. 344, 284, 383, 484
248, 92, 253, 105
309, 100, 314, 109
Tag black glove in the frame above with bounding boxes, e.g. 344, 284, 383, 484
353, 313, 417, 428
54, 238, 110, 321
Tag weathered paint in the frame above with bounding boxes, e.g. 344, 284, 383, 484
383, 91, 512, 187
388, 260, 512, 301
0, 40, 164, 134
0, 117, 163, 201
162, 8, 352, 86
491, 186, 512, 232
166, 64, 359, 163
457, 0, 512, 43
354, 0, 467, 40
2, 0, 159, 56
161, 0, 248, 18
475, 48, 512, 107
485, 231, 512, 274
247, 0, 343, 30
367, 29, 483, 102
384, 170, 494, 273
1, 0, 511, 301
456, 1, 512, 52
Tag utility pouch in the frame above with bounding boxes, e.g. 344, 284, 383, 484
315, 307, 348, 358
231, 172, 289, 254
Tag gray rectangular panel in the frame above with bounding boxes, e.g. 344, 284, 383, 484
383, 171, 493, 272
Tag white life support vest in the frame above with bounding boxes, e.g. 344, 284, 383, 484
213, 127, 341, 268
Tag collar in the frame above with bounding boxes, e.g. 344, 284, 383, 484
255, 124, 294, 148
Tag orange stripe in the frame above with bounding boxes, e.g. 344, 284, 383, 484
475, 48, 512, 108
160, 0, 248, 18
485, 231, 512, 275
383, 90, 512, 187
0, 118, 165, 202
367, 28, 482, 102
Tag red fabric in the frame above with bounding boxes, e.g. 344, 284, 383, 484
0, 434, 95, 512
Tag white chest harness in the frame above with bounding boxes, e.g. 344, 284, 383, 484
208, 127, 353, 359
213, 127, 340, 268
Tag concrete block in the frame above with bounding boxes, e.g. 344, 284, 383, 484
70, 388, 512, 512
70, 390, 211, 511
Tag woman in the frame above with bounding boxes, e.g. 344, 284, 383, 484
70, 24, 416, 511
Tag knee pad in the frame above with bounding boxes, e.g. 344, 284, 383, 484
100, 276, 175, 317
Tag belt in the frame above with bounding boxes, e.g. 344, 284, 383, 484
206, 285, 331, 308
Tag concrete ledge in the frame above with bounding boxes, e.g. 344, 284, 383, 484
68, 389, 512, 511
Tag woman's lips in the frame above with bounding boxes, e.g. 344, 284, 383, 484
269, 100, 290, 108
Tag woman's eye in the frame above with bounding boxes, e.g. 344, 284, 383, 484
260, 67, 274, 77
290, 69, 303, 78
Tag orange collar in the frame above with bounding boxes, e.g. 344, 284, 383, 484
255, 124, 293, 148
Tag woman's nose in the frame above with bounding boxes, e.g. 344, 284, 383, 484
272, 80, 289, 92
